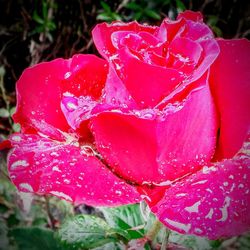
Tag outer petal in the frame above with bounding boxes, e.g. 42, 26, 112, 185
92, 21, 158, 59
210, 39, 250, 159
13, 54, 107, 139
7, 134, 141, 206
149, 133, 250, 239
13, 58, 70, 136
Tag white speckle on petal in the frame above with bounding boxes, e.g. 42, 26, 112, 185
202, 166, 217, 174
50, 191, 73, 201
52, 166, 61, 172
165, 217, 191, 233
12, 135, 22, 142
67, 102, 77, 110
185, 201, 201, 213
11, 160, 29, 170
191, 180, 208, 186
205, 208, 214, 219
176, 193, 188, 197
19, 183, 33, 192
64, 72, 71, 79
115, 190, 122, 195
50, 152, 60, 157
216, 196, 231, 222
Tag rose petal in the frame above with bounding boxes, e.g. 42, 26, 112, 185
13, 58, 70, 136
210, 39, 250, 159
115, 47, 183, 107
92, 21, 158, 59
104, 64, 138, 109
177, 10, 203, 22
60, 54, 108, 100
156, 77, 218, 182
156, 18, 186, 42
89, 76, 217, 184
7, 134, 141, 206
13, 54, 107, 140
149, 133, 250, 239
90, 112, 160, 184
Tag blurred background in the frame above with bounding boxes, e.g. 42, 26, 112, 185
0, 1, 250, 249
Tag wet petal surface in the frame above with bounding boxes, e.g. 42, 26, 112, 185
89, 77, 217, 184
13, 54, 107, 140
149, 134, 250, 239
13, 58, 70, 136
210, 39, 250, 159
7, 134, 141, 206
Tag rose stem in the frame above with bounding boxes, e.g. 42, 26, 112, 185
161, 227, 170, 250
145, 219, 163, 245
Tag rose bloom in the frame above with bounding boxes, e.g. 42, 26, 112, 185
1, 11, 250, 239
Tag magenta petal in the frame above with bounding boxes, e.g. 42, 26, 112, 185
13, 54, 107, 139
7, 134, 141, 206
13, 58, 70, 135
60, 54, 108, 100
92, 21, 158, 59
90, 77, 217, 184
149, 134, 250, 239
177, 10, 203, 22
156, 76, 218, 181
210, 39, 250, 159
90, 112, 161, 184
117, 47, 183, 107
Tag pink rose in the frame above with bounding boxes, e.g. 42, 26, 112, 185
2, 11, 250, 239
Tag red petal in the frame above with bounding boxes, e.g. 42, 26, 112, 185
90, 112, 160, 184
90, 77, 217, 184
149, 133, 250, 239
13, 58, 70, 136
156, 78, 218, 181
60, 54, 108, 100
210, 39, 250, 159
14, 55, 107, 140
177, 10, 203, 22
7, 134, 140, 206
92, 21, 158, 59
116, 47, 183, 107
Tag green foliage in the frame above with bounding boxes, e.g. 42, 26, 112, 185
32, 0, 57, 41
57, 214, 128, 249
10, 227, 62, 250
126, 2, 161, 21
100, 204, 145, 239
206, 15, 223, 37
97, 1, 122, 22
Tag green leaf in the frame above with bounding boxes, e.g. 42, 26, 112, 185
93, 242, 124, 250
97, 13, 113, 22
0, 218, 9, 250
169, 231, 211, 250
176, 0, 186, 11
145, 9, 161, 20
100, 204, 145, 239
33, 12, 44, 25
0, 108, 9, 118
100, 1, 112, 13
10, 227, 62, 250
57, 215, 124, 249
12, 123, 20, 132
111, 13, 122, 21
125, 2, 142, 11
